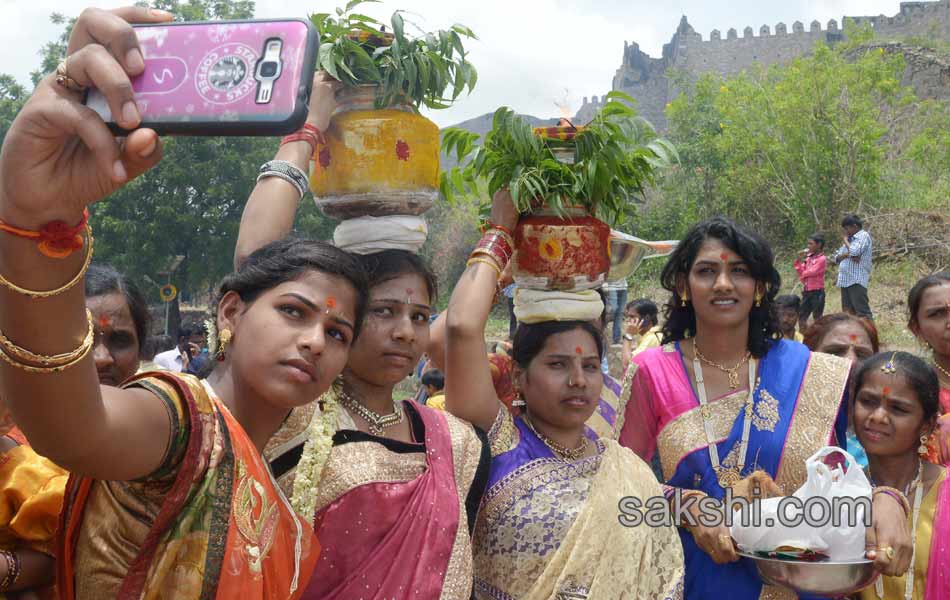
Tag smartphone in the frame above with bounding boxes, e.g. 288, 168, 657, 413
84, 19, 318, 136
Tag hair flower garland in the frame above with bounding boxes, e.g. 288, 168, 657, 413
290, 381, 340, 521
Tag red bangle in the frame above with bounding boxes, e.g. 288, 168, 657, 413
280, 124, 327, 154
487, 222, 515, 238
0, 209, 89, 259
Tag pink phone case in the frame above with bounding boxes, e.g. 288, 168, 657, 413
85, 19, 318, 135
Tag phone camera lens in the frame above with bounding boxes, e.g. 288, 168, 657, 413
260, 61, 278, 78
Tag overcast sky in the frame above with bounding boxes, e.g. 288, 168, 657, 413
0, 0, 902, 126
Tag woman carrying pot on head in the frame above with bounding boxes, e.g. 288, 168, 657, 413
618, 216, 912, 599
444, 189, 684, 599
803, 312, 882, 467
907, 272, 950, 466
0, 7, 369, 598
852, 352, 950, 599
235, 72, 490, 599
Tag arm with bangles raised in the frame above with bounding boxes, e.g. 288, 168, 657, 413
233, 71, 339, 269
444, 190, 518, 432
0, 7, 178, 481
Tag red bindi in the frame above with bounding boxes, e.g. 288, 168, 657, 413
325, 296, 337, 310
849, 334, 857, 342
882, 386, 891, 396
97, 315, 111, 329
575, 346, 582, 355
720, 252, 729, 261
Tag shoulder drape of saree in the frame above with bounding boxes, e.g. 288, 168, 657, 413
302, 403, 481, 600
522, 441, 683, 600
57, 372, 318, 600
0, 441, 67, 555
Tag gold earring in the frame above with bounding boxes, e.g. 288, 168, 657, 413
512, 389, 526, 408
919, 433, 931, 456
216, 328, 232, 362
754, 291, 762, 307
680, 291, 688, 307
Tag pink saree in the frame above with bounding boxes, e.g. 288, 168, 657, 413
300, 402, 482, 599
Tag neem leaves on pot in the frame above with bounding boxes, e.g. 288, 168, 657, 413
440, 91, 678, 226
312, 0, 478, 111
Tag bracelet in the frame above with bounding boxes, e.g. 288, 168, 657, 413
0, 310, 95, 374
0, 209, 88, 258
482, 226, 515, 249
466, 257, 502, 278
0, 308, 94, 367
471, 247, 510, 270
872, 487, 911, 516
280, 124, 326, 155
0, 224, 93, 299
486, 222, 515, 239
258, 160, 309, 199
0, 549, 20, 591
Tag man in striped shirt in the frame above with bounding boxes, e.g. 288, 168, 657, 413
834, 214, 873, 319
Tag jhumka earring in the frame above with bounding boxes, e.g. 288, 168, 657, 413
680, 291, 688, 307
754, 291, 763, 308
512, 389, 526, 408
216, 328, 232, 362
919, 434, 931, 456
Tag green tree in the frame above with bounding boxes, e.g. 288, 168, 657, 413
658, 37, 914, 244
0, 75, 27, 146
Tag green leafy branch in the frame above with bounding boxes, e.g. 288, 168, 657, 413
440, 91, 677, 225
311, 0, 477, 111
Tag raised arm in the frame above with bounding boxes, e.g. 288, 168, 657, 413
445, 191, 518, 431
0, 7, 180, 480
233, 72, 339, 268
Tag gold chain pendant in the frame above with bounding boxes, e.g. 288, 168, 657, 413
717, 467, 741, 489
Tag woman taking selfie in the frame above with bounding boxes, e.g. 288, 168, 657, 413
0, 7, 369, 598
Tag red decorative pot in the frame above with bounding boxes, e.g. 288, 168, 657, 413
512, 207, 611, 291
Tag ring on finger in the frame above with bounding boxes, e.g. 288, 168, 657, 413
55, 56, 86, 93
878, 545, 895, 559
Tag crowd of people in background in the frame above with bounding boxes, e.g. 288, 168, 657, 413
0, 7, 948, 599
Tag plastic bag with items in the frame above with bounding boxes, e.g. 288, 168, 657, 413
730, 447, 871, 561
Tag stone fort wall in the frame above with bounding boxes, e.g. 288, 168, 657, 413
575, 0, 950, 129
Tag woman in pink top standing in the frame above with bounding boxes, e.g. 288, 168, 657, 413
794, 232, 827, 333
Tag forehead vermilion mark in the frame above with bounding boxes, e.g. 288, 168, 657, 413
325, 296, 337, 310
882, 386, 891, 396
575, 346, 583, 355
849, 334, 858, 342
720, 252, 729, 261
97, 315, 112, 329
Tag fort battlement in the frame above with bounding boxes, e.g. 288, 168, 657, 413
574, 0, 949, 128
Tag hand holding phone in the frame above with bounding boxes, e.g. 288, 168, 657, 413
84, 19, 318, 135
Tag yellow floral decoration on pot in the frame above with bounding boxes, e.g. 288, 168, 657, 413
538, 236, 564, 262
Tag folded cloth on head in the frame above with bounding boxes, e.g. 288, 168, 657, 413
514, 288, 604, 324
333, 215, 428, 255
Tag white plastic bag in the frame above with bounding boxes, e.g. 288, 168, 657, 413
731, 447, 871, 560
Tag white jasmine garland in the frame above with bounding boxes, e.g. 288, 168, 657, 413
290, 384, 339, 521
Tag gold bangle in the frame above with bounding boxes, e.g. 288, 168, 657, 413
872, 487, 911, 515
0, 309, 94, 374
470, 247, 511, 267
0, 309, 94, 366
466, 257, 502, 278
0, 224, 93, 299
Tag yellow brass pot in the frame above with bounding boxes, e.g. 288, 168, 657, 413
310, 85, 440, 219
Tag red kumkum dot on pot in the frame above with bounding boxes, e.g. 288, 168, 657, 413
396, 140, 411, 161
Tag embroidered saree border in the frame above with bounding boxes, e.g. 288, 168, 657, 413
487, 406, 520, 458
656, 391, 748, 482
441, 412, 482, 600
773, 352, 850, 492
310, 440, 427, 515
612, 361, 636, 439
478, 449, 603, 526
199, 410, 233, 599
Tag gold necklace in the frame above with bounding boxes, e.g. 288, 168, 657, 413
337, 388, 404, 436
693, 343, 751, 389
523, 416, 589, 461
934, 359, 950, 383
